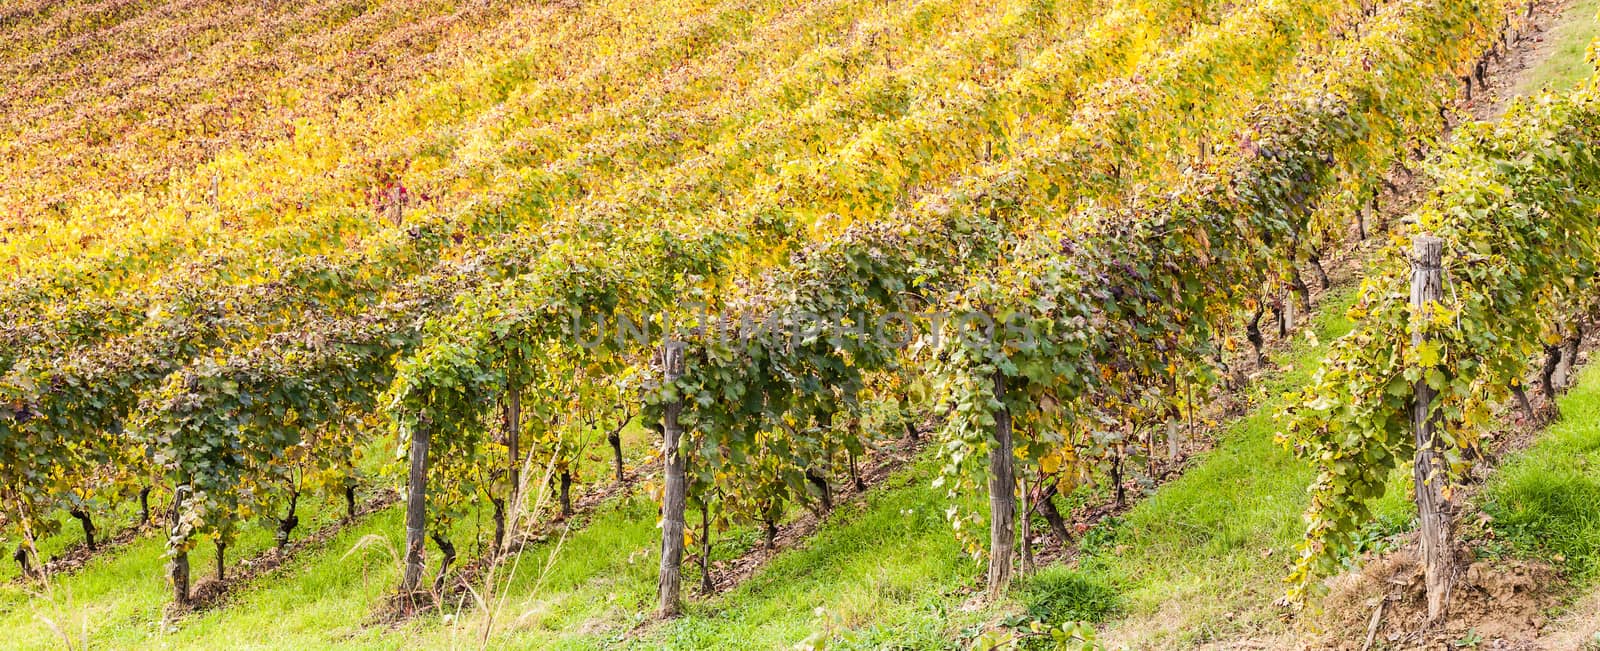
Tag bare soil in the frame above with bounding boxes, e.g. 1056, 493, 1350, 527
1315, 540, 1561, 650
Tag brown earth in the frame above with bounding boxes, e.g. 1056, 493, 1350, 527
1314, 540, 1561, 650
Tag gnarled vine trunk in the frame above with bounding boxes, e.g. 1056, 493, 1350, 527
1246, 304, 1267, 366
1271, 295, 1288, 338
1289, 266, 1312, 314
68, 507, 96, 552
1038, 485, 1072, 546
559, 470, 573, 518
344, 480, 358, 521
276, 490, 300, 552
430, 532, 456, 595
1541, 343, 1562, 402
805, 469, 832, 513
505, 386, 521, 526
1309, 249, 1332, 290
699, 501, 714, 595
848, 448, 866, 492
1019, 468, 1034, 577
13, 545, 33, 579
1556, 324, 1583, 390
609, 428, 625, 483
1512, 385, 1538, 423
491, 497, 507, 556
1110, 446, 1127, 509
139, 486, 153, 527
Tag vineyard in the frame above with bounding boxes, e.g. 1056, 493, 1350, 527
4, 0, 1600, 648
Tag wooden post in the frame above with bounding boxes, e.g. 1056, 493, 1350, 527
504, 383, 521, 553
1167, 417, 1182, 462
699, 500, 714, 594
1410, 235, 1456, 622
167, 483, 190, 607
399, 421, 431, 594
214, 539, 226, 581
1019, 467, 1034, 577
987, 371, 1016, 599
1282, 287, 1297, 332
657, 341, 688, 617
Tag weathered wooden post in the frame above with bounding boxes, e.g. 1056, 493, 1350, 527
168, 482, 191, 607
1018, 467, 1034, 577
987, 371, 1016, 598
507, 383, 521, 508
499, 380, 522, 555
657, 341, 688, 617
1410, 235, 1456, 622
399, 420, 431, 594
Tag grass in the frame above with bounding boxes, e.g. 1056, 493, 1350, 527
0, 489, 351, 650
0, 423, 670, 650
0, 431, 421, 648
0, 508, 128, 583
1019, 567, 1121, 625
1512, 0, 1600, 94
0, 290, 1550, 651
144, 493, 666, 650
1063, 12, 1600, 645
635, 458, 990, 651
10, 6, 1598, 651
5, 291, 1580, 651
622, 289, 1397, 650
1483, 361, 1600, 585
1084, 288, 1411, 648
1076, 299, 1600, 647
0, 289, 1396, 650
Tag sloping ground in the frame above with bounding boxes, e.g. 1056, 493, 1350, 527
617, 266, 1390, 650
1508, 0, 1600, 95
635, 290, 1377, 650
1533, 589, 1600, 649
1480, 363, 1600, 648
1085, 292, 1413, 649
1097, 2, 1600, 648
0, 262, 1362, 651
630, 460, 991, 650
1294, 357, 1600, 651
0, 0, 1383, 646
0, 420, 661, 650
86, 222, 1367, 647
4, 2, 1596, 650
